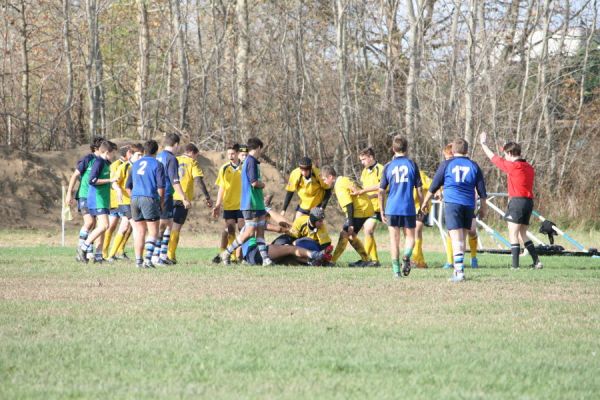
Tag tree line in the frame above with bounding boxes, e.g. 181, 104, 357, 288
1, 0, 599, 221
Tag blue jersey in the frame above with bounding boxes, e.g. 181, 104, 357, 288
126, 156, 166, 200
156, 150, 180, 197
429, 156, 487, 208
380, 156, 422, 216
240, 155, 265, 211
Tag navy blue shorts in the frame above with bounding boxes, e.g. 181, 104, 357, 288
109, 208, 122, 218
89, 208, 109, 216
445, 203, 475, 230
77, 198, 89, 215
386, 215, 416, 228
295, 205, 310, 215
173, 201, 189, 225
244, 245, 264, 265
223, 209, 243, 220
159, 196, 174, 220
118, 204, 132, 219
131, 197, 161, 222
343, 217, 368, 234
242, 209, 267, 220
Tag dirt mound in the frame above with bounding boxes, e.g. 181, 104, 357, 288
0, 144, 310, 232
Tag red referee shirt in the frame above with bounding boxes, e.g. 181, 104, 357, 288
491, 155, 535, 199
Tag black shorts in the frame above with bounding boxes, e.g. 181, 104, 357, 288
505, 197, 534, 225
118, 204, 132, 219
370, 212, 382, 222
242, 209, 267, 220
160, 196, 174, 220
223, 209, 243, 220
386, 215, 417, 228
445, 203, 475, 230
272, 234, 294, 246
343, 217, 368, 234
173, 201, 189, 224
131, 196, 161, 222
296, 205, 310, 215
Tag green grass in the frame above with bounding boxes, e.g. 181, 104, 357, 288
1, 245, 600, 399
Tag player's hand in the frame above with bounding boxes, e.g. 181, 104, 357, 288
381, 214, 387, 225
183, 199, 191, 209
478, 206, 487, 219
66, 195, 75, 207
416, 210, 425, 222
205, 198, 213, 208
421, 204, 429, 214
212, 205, 220, 219
347, 226, 355, 238
480, 132, 487, 145
279, 221, 291, 233
351, 188, 362, 196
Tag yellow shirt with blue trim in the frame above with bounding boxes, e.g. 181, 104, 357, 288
360, 162, 384, 212
175, 155, 204, 201
289, 215, 331, 246
109, 159, 124, 208
215, 162, 242, 211
115, 161, 132, 206
334, 176, 374, 218
414, 170, 432, 210
285, 167, 329, 210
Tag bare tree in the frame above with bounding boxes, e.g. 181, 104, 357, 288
136, 0, 150, 140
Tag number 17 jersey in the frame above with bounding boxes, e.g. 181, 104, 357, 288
429, 156, 486, 208
380, 156, 422, 216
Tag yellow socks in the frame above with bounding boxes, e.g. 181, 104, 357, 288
118, 229, 131, 255
445, 236, 454, 265
350, 237, 369, 261
469, 234, 478, 258
167, 230, 180, 260
413, 238, 423, 264
332, 236, 349, 262
102, 229, 114, 259
364, 235, 379, 262
108, 233, 124, 259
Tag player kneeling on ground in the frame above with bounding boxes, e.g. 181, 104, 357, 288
241, 236, 330, 266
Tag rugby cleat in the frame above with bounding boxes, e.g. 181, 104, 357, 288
449, 270, 465, 283
442, 262, 453, 269
143, 260, 155, 269
220, 250, 231, 265
402, 257, 411, 276
262, 257, 273, 266
348, 260, 368, 267
470, 257, 479, 268
212, 254, 222, 264
394, 271, 402, 279
531, 261, 543, 270
366, 261, 381, 267
411, 261, 428, 269
76, 247, 88, 263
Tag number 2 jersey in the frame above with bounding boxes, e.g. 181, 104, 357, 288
429, 156, 487, 208
379, 156, 422, 216
126, 156, 166, 200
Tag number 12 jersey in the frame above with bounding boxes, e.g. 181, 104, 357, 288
379, 156, 422, 216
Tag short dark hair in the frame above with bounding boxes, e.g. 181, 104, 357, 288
503, 142, 521, 157
452, 138, 469, 154
130, 143, 143, 153
98, 140, 114, 153
164, 132, 180, 147
238, 144, 248, 153
91, 136, 105, 152
144, 140, 159, 155
119, 145, 130, 158
247, 137, 263, 150
185, 143, 199, 154
227, 143, 240, 152
392, 135, 408, 153
299, 157, 312, 168
359, 147, 375, 157
320, 165, 337, 177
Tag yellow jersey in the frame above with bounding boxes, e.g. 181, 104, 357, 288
289, 215, 331, 246
109, 159, 124, 208
360, 162, 384, 212
215, 162, 242, 211
115, 161, 132, 206
175, 155, 204, 201
334, 176, 374, 218
414, 170, 432, 210
285, 167, 329, 210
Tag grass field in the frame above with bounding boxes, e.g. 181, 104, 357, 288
1, 243, 600, 399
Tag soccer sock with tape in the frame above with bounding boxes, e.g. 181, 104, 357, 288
511, 243, 520, 268
524, 240, 539, 264
403, 246, 413, 260
78, 229, 88, 248
453, 251, 464, 272
160, 228, 170, 260
469, 234, 478, 259
225, 238, 242, 254
102, 229, 113, 259
364, 235, 378, 262
258, 243, 270, 262
167, 230, 180, 260
95, 245, 103, 260
145, 237, 156, 262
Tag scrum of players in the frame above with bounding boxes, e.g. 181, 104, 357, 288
66, 132, 541, 282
